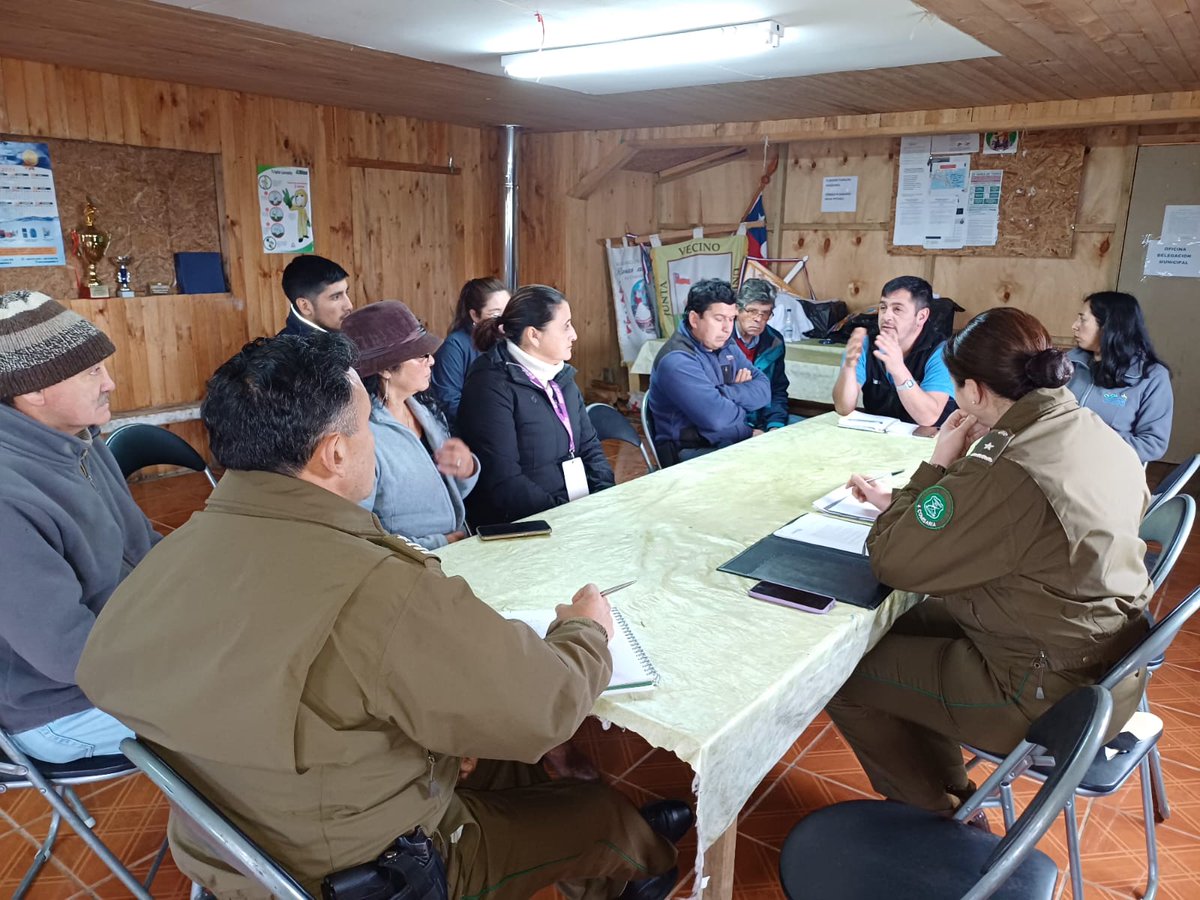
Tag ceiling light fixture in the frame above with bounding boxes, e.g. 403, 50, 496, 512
501, 20, 784, 81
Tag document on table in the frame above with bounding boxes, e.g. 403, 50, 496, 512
812, 484, 883, 523
837, 411, 920, 435
774, 514, 872, 556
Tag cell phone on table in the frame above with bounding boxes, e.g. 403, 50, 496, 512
476, 520, 552, 541
748, 581, 836, 614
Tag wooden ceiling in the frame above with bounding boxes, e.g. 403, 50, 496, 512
0, 0, 1198, 133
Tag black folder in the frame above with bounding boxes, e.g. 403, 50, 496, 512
718, 534, 892, 610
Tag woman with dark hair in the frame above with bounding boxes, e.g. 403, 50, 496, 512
457, 284, 614, 526
431, 277, 510, 424
1068, 291, 1173, 462
831, 307, 1151, 819
341, 301, 480, 549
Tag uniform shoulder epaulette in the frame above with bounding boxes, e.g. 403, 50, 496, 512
964, 429, 1012, 468
965, 428, 1013, 465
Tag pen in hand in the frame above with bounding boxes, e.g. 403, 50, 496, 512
860, 469, 905, 486
600, 580, 635, 597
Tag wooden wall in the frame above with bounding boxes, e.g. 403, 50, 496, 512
0, 57, 503, 418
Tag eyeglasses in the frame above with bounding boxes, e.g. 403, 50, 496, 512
741, 308, 773, 321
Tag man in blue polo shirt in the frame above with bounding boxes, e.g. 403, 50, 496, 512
832, 276, 954, 427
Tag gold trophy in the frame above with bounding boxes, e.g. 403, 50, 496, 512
71, 199, 111, 299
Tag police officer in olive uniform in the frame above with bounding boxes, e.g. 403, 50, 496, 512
830, 308, 1153, 813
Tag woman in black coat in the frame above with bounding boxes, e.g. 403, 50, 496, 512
457, 284, 614, 526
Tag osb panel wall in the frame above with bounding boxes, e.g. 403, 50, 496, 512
0, 135, 221, 299
0, 57, 503, 422
886, 129, 1087, 259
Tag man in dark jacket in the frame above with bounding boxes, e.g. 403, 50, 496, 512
277, 255, 353, 336
733, 279, 791, 432
0, 290, 159, 761
458, 340, 614, 526
648, 279, 770, 466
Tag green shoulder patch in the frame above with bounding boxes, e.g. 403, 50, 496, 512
966, 429, 1013, 466
914, 485, 954, 530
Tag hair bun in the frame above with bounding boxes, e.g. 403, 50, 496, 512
1025, 347, 1073, 388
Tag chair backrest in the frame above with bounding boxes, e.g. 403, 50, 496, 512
1141, 494, 1196, 591
957, 686, 1113, 900
1147, 454, 1199, 517
1101, 585, 1200, 690
586, 403, 656, 472
639, 387, 661, 469
106, 423, 218, 488
120, 738, 312, 900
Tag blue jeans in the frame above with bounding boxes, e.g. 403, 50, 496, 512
10, 708, 133, 763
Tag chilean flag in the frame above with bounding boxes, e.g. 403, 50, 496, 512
743, 192, 768, 260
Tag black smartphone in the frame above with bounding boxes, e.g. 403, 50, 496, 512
476, 520, 552, 541
748, 581, 835, 614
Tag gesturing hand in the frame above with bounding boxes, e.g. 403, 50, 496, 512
871, 329, 906, 377
930, 410, 980, 468
842, 328, 868, 369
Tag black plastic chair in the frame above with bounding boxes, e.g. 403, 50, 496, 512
1146, 454, 1198, 518
779, 686, 1113, 900
586, 402, 656, 473
966, 584, 1200, 900
105, 423, 217, 488
0, 728, 159, 899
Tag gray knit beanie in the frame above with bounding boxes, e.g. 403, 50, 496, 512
0, 290, 116, 397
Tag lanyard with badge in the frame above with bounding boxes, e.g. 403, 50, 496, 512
518, 367, 590, 501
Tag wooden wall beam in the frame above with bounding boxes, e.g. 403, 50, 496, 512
656, 147, 748, 184
345, 156, 461, 175
567, 142, 642, 200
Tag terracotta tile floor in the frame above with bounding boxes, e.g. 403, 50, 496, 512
2, 439, 1197, 899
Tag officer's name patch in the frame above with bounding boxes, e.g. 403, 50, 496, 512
915, 485, 954, 530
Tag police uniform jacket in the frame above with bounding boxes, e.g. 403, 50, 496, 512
77, 470, 612, 897
867, 387, 1152, 705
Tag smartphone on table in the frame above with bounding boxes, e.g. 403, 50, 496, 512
476, 520, 552, 541
748, 580, 836, 614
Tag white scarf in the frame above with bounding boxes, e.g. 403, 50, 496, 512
506, 340, 565, 382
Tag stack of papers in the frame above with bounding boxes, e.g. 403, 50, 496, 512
837, 411, 919, 436
773, 514, 872, 556
812, 484, 883, 523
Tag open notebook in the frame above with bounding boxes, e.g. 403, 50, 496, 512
507, 606, 659, 694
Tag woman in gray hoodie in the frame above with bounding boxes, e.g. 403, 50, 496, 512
342, 301, 481, 548
1067, 291, 1173, 463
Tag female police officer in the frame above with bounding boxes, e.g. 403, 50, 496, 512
835, 306, 1152, 815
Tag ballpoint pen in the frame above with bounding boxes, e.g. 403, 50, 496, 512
861, 469, 905, 485
600, 580, 635, 596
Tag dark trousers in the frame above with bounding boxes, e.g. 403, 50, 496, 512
827, 601, 1144, 813
440, 760, 676, 900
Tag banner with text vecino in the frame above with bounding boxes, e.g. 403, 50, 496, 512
650, 233, 748, 338
606, 242, 660, 364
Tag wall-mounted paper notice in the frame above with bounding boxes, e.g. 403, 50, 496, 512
965, 170, 1003, 247
1143, 240, 1200, 278
821, 176, 858, 213
1161, 205, 1200, 241
930, 133, 980, 154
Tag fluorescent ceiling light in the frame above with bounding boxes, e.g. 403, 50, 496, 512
502, 20, 783, 80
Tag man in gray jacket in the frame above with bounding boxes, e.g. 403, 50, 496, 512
0, 290, 159, 761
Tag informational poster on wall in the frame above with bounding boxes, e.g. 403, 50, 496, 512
965, 170, 1003, 247
821, 176, 858, 213
0, 141, 67, 269
650, 232, 748, 338
257, 166, 313, 254
606, 240, 660, 364
1143, 240, 1200, 278
893, 137, 974, 250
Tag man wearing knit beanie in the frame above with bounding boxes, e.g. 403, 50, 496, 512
0, 290, 160, 762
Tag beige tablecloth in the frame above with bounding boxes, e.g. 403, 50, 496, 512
435, 414, 935, 878
629, 337, 846, 404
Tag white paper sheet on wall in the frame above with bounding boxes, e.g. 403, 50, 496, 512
1161, 205, 1200, 241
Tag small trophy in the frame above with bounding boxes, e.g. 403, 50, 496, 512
113, 255, 135, 297
70, 199, 111, 299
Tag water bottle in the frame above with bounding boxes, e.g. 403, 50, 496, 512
783, 307, 797, 342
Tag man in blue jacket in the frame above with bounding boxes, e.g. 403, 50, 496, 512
733, 279, 791, 432
0, 290, 159, 761
648, 279, 770, 466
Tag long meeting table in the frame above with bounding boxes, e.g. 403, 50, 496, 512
435, 413, 936, 898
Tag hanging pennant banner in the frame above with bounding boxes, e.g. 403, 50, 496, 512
606, 241, 660, 364
650, 232, 748, 337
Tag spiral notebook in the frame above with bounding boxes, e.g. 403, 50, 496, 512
508, 606, 660, 694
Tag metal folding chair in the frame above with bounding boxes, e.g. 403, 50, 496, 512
586, 402, 656, 473
780, 686, 1113, 899
638, 386, 662, 469
121, 738, 311, 900
106, 423, 218, 488
0, 728, 158, 899
1146, 454, 1198, 518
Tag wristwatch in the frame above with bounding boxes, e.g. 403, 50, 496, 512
897, 377, 916, 391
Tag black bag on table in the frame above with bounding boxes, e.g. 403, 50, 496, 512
798, 298, 848, 339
